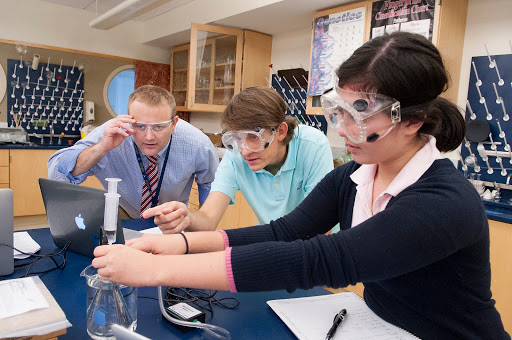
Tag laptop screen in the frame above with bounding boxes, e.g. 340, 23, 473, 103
39, 178, 124, 258
0, 189, 14, 275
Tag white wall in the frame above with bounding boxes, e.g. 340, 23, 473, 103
0, 0, 170, 63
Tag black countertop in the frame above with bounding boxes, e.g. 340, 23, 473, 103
0, 143, 68, 149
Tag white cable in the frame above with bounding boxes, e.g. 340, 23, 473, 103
158, 286, 231, 339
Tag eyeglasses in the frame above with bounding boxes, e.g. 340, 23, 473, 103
222, 127, 277, 153
321, 89, 401, 144
131, 120, 173, 133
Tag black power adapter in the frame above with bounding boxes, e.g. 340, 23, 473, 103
162, 302, 206, 333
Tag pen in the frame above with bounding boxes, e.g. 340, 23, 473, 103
325, 308, 347, 340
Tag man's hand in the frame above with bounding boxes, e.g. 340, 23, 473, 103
143, 202, 191, 234
96, 115, 136, 153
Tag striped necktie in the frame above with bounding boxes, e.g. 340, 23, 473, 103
140, 155, 159, 216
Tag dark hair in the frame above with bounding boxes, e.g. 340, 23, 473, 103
336, 31, 465, 152
222, 86, 298, 144
128, 85, 176, 118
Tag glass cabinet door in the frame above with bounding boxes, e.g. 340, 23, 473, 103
170, 45, 189, 108
188, 23, 243, 111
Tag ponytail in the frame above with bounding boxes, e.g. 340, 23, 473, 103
417, 97, 465, 152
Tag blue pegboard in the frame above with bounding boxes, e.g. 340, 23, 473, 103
461, 53, 512, 196
6, 59, 84, 145
271, 74, 327, 135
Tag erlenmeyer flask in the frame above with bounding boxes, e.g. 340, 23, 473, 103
81, 265, 137, 340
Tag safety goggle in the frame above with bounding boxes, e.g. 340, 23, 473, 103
321, 89, 401, 144
130, 120, 173, 134
222, 127, 277, 153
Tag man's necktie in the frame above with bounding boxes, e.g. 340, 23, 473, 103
140, 155, 159, 216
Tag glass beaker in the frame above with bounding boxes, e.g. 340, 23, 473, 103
80, 265, 137, 340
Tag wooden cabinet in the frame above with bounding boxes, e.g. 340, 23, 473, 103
306, 0, 468, 115
4, 148, 102, 217
10, 149, 57, 216
189, 182, 257, 229
489, 219, 512, 333
0, 149, 9, 189
170, 23, 272, 112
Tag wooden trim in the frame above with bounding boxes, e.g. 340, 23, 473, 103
0, 38, 135, 62
209, 39, 217, 104
434, 0, 468, 104
190, 23, 244, 37
186, 103, 225, 112
188, 25, 199, 108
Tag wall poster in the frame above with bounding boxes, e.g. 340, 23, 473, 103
308, 7, 366, 97
370, 0, 435, 40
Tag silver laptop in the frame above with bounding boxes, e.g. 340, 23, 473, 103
39, 178, 131, 258
0, 189, 14, 275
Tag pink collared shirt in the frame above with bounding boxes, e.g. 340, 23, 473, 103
350, 136, 441, 228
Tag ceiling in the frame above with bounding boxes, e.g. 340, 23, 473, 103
40, 0, 355, 48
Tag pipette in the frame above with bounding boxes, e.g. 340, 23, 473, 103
103, 178, 121, 245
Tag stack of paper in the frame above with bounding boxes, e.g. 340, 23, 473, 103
267, 292, 420, 340
13, 232, 41, 259
0, 276, 71, 338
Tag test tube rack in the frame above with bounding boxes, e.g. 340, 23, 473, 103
460, 51, 512, 197
270, 70, 327, 135
6, 58, 84, 145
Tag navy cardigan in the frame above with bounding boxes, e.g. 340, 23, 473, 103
225, 159, 509, 339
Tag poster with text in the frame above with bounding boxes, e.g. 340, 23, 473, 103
370, 0, 435, 40
308, 8, 366, 97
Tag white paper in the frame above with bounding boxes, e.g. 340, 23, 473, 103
0, 277, 49, 320
140, 226, 163, 234
267, 292, 420, 340
13, 231, 41, 259
0, 276, 72, 338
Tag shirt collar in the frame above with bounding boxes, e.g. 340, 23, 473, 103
350, 135, 441, 196
255, 127, 298, 174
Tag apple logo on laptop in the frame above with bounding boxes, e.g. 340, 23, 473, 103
75, 214, 86, 230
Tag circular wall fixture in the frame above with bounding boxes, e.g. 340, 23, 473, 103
0, 63, 6, 105
103, 64, 135, 117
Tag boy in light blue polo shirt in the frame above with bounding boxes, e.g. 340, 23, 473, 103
212, 124, 332, 225
144, 86, 333, 233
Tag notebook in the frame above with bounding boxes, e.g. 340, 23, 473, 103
0, 188, 14, 275
39, 178, 129, 258
267, 292, 419, 340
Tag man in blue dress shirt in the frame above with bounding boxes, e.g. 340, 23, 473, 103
143, 86, 334, 233
48, 85, 218, 219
